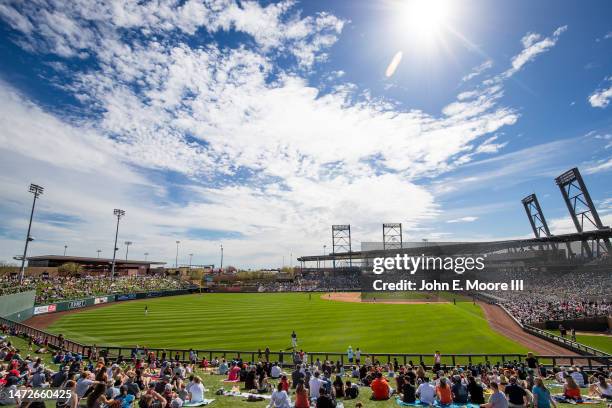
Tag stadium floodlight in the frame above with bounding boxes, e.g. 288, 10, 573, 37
64, 245, 68, 256
175, 240, 180, 268
220, 244, 224, 271
97, 249, 102, 258
19, 183, 44, 283
110, 209, 125, 278
125, 241, 133, 260
144, 252, 149, 261
189, 253, 193, 269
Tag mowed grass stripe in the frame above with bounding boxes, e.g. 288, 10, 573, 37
47, 293, 526, 354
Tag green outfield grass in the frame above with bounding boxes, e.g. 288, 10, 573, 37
45, 293, 526, 355
360, 291, 472, 302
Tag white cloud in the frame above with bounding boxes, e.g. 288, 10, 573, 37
588, 81, 612, 108
584, 158, 612, 174
461, 59, 493, 82
447, 216, 478, 223
496, 25, 567, 80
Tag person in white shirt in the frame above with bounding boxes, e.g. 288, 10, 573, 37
417, 377, 436, 404
268, 383, 292, 408
270, 363, 282, 378
187, 376, 205, 403
309, 371, 325, 399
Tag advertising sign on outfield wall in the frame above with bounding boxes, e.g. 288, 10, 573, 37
33, 305, 49, 315
94, 296, 112, 304
33, 304, 57, 315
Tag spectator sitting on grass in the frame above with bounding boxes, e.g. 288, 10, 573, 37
401, 376, 416, 404
268, 382, 292, 408
417, 377, 435, 405
481, 382, 508, 408
451, 375, 468, 404
532, 378, 557, 408
270, 362, 282, 378
370, 371, 391, 400
562, 375, 582, 401
436, 377, 452, 405
217, 359, 228, 375
315, 386, 335, 408
589, 375, 612, 399
294, 380, 310, 408
467, 375, 485, 404
505, 376, 528, 408
344, 380, 359, 400
245, 366, 257, 390
309, 371, 325, 400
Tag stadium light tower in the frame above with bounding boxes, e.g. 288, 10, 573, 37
125, 241, 133, 260
19, 183, 44, 283
63, 245, 68, 256
110, 209, 125, 278
97, 249, 102, 258
175, 240, 180, 268
189, 253, 193, 269
144, 252, 149, 261
220, 244, 224, 271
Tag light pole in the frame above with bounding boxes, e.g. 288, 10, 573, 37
144, 252, 149, 261
175, 240, 180, 268
323, 244, 327, 270
97, 249, 101, 258
63, 245, 68, 256
189, 253, 193, 269
19, 183, 43, 283
220, 244, 224, 271
110, 209, 125, 278
125, 241, 133, 260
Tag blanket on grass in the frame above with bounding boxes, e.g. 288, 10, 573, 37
183, 399, 215, 406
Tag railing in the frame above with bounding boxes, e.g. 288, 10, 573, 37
1, 317, 610, 371
524, 324, 610, 357
0, 317, 90, 356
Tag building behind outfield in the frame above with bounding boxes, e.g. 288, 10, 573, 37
23, 255, 165, 277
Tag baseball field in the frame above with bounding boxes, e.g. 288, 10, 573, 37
43, 292, 527, 355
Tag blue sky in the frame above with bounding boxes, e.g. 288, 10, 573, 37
0, 0, 610, 268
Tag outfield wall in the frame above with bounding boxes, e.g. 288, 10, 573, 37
31, 288, 195, 316
0, 290, 36, 322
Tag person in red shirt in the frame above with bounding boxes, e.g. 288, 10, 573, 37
436, 377, 453, 405
370, 372, 391, 400
279, 375, 290, 392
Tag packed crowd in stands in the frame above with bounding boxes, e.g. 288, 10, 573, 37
0, 280, 36, 297
1, 326, 611, 408
0, 276, 194, 305
257, 271, 361, 293
481, 268, 611, 325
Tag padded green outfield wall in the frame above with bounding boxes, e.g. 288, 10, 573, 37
0, 290, 35, 321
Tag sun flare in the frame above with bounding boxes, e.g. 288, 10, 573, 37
399, 0, 454, 44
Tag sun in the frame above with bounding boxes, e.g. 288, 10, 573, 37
398, 0, 454, 45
